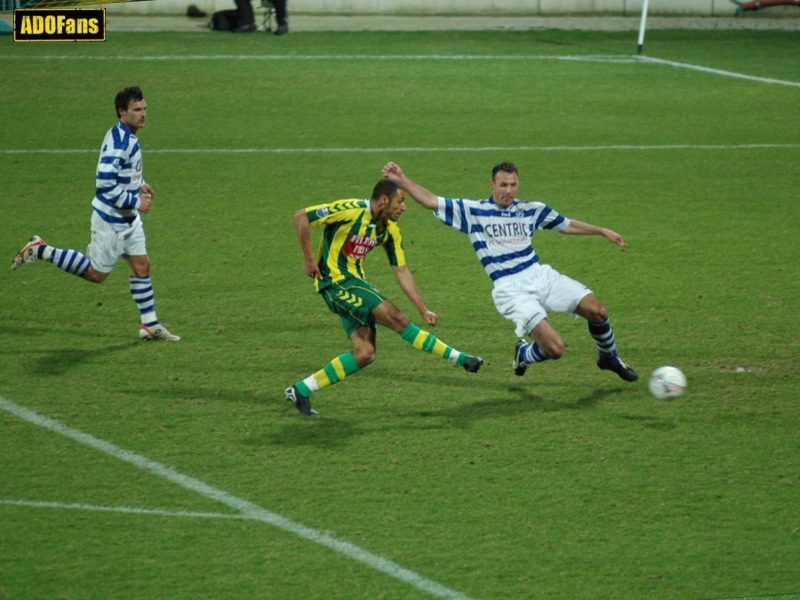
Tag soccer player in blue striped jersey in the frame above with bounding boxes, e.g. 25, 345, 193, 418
285, 179, 484, 416
382, 161, 638, 383
11, 86, 179, 342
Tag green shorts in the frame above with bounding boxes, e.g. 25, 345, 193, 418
320, 279, 387, 338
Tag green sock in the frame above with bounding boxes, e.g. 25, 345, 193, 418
296, 352, 360, 396
400, 323, 464, 366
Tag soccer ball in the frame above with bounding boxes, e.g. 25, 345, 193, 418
648, 366, 686, 400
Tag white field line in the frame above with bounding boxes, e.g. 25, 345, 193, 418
0, 499, 251, 520
636, 55, 800, 88
2, 143, 799, 155
0, 396, 476, 600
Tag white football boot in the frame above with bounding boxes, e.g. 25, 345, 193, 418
139, 324, 181, 342
11, 236, 47, 270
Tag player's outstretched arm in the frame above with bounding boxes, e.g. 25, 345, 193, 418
382, 162, 440, 211
392, 264, 438, 327
293, 209, 323, 278
560, 219, 627, 251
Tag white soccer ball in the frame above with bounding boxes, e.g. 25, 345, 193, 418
648, 366, 686, 400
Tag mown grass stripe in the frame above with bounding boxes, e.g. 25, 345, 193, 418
0, 54, 637, 62
4, 52, 797, 86
2, 143, 799, 155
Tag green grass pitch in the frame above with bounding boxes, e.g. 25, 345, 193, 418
1, 27, 799, 600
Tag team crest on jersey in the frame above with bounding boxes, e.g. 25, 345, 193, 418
316, 207, 330, 218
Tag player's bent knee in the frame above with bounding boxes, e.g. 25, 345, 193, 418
388, 304, 411, 329
577, 295, 606, 320
373, 301, 411, 333
385, 312, 411, 333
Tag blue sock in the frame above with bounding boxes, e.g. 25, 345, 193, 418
130, 276, 159, 327
46, 246, 90, 276
522, 342, 549, 364
589, 318, 619, 365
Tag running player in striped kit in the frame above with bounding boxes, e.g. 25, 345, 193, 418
285, 179, 484, 416
382, 161, 637, 383
11, 86, 179, 341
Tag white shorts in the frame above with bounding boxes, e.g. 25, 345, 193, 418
491, 263, 592, 338
87, 212, 148, 274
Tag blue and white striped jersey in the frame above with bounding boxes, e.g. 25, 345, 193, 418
434, 196, 570, 284
91, 122, 145, 229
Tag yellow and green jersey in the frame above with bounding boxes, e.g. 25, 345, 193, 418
305, 199, 406, 292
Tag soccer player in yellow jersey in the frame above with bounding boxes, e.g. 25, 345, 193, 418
285, 179, 484, 415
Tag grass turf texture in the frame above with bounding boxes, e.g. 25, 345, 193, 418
1, 28, 799, 600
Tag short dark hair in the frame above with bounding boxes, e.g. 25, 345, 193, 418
115, 86, 144, 117
372, 178, 402, 201
492, 162, 518, 180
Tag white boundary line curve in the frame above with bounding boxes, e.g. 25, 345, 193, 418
2, 143, 799, 155
0, 396, 477, 600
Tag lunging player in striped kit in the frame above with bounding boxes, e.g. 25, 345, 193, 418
383, 161, 637, 383
285, 179, 484, 416
11, 86, 179, 342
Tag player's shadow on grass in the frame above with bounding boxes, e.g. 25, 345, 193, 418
619, 414, 678, 432
262, 416, 361, 449
370, 369, 511, 391
0, 322, 122, 340
147, 386, 363, 449
508, 383, 623, 411
267, 386, 624, 447
27, 342, 140, 376
406, 384, 622, 425
155, 386, 267, 405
